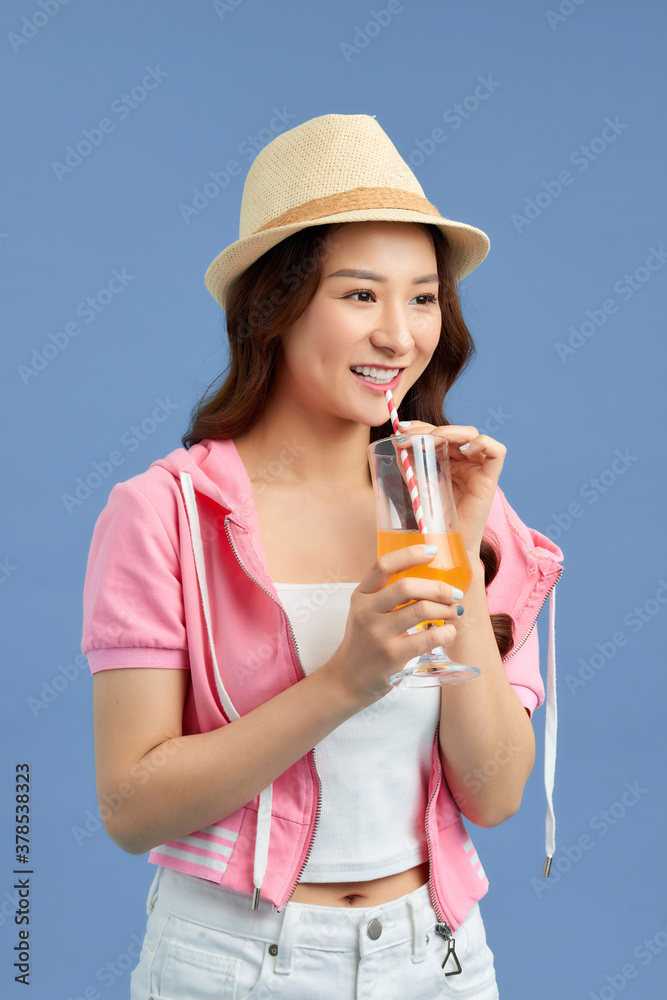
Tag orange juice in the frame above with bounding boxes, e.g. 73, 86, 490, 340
378, 529, 472, 627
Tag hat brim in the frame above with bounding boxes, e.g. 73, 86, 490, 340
204, 209, 490, 312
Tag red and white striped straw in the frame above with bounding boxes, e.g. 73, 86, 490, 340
385, 388, 426, 533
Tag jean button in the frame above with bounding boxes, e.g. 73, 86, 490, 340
367, 918, 382, 940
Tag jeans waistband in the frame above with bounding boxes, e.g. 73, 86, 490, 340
153, 866, 439, 967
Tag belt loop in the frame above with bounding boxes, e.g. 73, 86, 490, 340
146, 865, 165, 915
273, 904, 300, 975
408, 895, 427, 964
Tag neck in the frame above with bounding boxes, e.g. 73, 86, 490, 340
233, 392, 374, 495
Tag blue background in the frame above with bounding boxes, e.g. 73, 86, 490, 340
2, 1, 665, 997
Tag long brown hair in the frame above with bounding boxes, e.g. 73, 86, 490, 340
183, 222, 514, 656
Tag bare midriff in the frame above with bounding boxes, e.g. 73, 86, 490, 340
289, 861, 430, 907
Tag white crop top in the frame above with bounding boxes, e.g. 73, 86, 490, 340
274, 581, 441, 882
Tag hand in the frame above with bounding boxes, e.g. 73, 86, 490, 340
396, 421, 506, 558
321, 544, 463, 706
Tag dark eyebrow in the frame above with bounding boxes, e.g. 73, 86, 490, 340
325, 268, 439, 285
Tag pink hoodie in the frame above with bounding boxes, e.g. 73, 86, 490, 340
81, 437, 563, 932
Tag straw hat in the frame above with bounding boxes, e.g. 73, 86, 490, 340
204, 113, 490, 312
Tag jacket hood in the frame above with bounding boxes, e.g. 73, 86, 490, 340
150, 439, 254, 517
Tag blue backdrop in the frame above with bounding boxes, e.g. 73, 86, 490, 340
2, 1, 665, 997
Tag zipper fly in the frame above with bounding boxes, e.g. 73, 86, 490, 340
222, 519, 322, 910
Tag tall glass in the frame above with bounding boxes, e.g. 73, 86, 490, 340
367, 433, 481, 687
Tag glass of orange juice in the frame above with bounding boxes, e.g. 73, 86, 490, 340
367, 433, 481, 687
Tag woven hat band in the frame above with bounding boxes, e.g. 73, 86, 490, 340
254, 186, 441, 235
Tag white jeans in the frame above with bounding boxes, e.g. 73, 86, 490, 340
130, 866, 500, 999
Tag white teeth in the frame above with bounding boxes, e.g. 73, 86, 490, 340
351, 366, 400, 384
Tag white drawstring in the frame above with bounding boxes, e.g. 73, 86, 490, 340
252, 784, 273, 909
542, 585, 557, 876
180, 472, 240, 723
180, 472, 272, 908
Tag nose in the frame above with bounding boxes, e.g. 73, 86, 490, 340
369, 304, 416, 356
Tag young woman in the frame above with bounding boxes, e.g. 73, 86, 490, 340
82, 113, 563, 999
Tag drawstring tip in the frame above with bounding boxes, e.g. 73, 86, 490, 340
251, 887, 260, 910
542, 856, 552, 878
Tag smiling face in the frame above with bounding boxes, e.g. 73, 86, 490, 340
271, 221, 442, 428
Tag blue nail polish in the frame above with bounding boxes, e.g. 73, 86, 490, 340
451, 587, 464, 599
423, 544, 438, 555
398, 420, 412, 427
456, 604, 464, 616
459, 442, 471, 451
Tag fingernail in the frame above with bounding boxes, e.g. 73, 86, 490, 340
451, 587, 464, 599
459, 442, 471, 451
398, 420, 412, 427
423, 544, 438, 555
456, 604, 464, 616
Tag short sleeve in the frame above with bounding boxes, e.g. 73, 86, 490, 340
503, 625, 543, 718
81, 479, 190, 674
